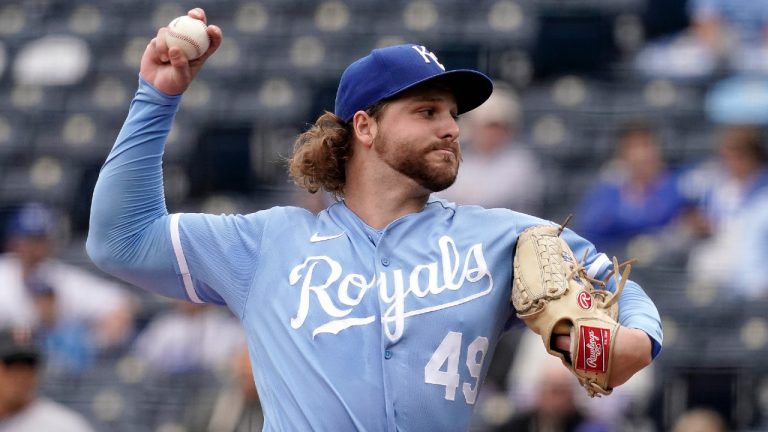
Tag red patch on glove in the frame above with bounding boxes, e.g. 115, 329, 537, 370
576, 326, 610, 372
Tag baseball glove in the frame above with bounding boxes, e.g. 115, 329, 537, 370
511, 221, 633, 397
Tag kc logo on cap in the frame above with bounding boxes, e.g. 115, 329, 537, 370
411, 45, 445, 71
334, 43, 493, 122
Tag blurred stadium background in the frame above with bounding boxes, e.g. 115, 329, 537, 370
0, 0, 767, 431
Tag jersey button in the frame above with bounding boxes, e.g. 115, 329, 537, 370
381, 257, 390, 266
384, 350, 392, 359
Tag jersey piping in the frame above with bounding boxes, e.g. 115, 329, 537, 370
170, 213, 203, 303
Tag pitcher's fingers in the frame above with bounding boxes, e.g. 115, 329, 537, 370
188, 7, 206, 24
155, 27, 170, 63
169, 46, 190, 77
196, 25, 223, 63
145, 38, 165, 63
553, 335, 571, 352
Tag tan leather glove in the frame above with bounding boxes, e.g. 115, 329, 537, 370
511, 223, 632, 397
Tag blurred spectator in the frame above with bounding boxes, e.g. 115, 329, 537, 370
635, 0, 768, 78
0, 203, 135, 353
438, 83, 544, 213
684, 125, 768, 299
687, 189, 768, 300
0, 327, 94, 432
185, 344, 264, 432
494, 361, 610, 432
574, 122, 689, 258
686, 125, 768, 233
132, 300, 243, 375
672, 407, 727, 432
688, 0, 768, 75
728, 190, 768, 298
28, 279, 93, 374
506, 331, 656, 432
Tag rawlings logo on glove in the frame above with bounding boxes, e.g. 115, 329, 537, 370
579, 325, 609, 372
511, 219, 633, 397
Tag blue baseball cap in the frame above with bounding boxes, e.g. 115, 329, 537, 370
5, 203, 55, 238
334, 44, 493, 122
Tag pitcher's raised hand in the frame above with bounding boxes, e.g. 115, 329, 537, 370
139, 7, 223, 95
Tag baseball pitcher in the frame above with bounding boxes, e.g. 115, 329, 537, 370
87, 8, 662, 431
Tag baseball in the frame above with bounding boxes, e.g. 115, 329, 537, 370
165, 15, 210, 61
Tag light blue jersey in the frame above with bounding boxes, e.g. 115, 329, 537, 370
88, 78, 662, 432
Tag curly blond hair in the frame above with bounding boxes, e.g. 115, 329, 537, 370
288, 102, 387, 198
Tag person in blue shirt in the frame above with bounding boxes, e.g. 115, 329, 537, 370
575, 122, 689, 258
87, 8, 662, 431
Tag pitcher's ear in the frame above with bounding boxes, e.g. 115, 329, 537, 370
352, 111, 377, 149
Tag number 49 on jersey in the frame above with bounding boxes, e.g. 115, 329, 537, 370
424, 331, 489, 405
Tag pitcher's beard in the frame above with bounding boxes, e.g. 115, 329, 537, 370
374, 135, 460, 192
